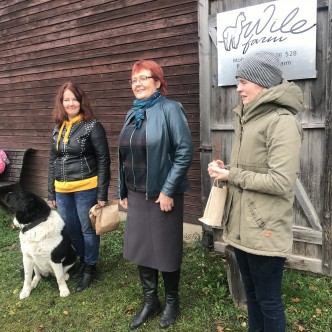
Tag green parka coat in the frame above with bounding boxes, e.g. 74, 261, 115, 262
222, 80, 303, 257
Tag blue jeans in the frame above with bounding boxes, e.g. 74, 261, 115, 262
234, 248, 286, 332
56, 189, 100, 265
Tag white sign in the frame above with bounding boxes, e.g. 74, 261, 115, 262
217, 0, 317, 86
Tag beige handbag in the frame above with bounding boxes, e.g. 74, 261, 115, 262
89, 200, 120, 235
199, 180, 228, 227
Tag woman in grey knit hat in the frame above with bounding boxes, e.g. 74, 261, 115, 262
208, 51, 303, 331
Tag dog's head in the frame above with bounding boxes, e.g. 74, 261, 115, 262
5, 192, 51, 225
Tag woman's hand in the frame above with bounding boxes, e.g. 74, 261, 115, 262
208, 159, 229, 181
98, 200, 107, 206
48, 200, 57, 209
156, 192, 174, 212
120, 198, 128, 210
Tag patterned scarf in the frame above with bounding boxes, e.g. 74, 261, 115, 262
132, 89, 163, 129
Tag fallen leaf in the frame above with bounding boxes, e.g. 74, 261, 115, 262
293, 320, 306, 331
291, 298, 301, 303
125, 306, 135, 314
287, 307, 298, 314
63, 310, 69, 316
217, 326, 224, 332
315, 308, 322, 314
309, 285, 317, 291
237, 314, 246, 319
37, 324, 45, 332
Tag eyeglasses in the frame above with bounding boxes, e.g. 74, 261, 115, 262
129, 76, 154, 85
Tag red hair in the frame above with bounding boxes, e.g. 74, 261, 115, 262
52, 82, 95, 127
131, 59, 167, 95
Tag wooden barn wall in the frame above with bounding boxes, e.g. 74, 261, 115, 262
199, 0, 332, 275
0, 0, 201, 223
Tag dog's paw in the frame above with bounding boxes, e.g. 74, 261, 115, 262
19, 289, 31, 300
60, 288, 70, 297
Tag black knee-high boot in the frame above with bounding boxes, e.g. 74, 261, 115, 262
159, 269, 181, 329
129, 265, 161, 329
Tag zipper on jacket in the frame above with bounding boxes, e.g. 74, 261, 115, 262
84, 156, 91, 173
129, 128, 136, 190
239, 117, 245, 145
62, 157, 66, 181
145, 120, 148, 200
237, 116, 245, 241
61, 140, 66, 182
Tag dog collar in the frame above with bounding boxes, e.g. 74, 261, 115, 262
21, 216, 47, 233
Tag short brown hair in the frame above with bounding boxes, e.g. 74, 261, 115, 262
131, 59, 167, 95
52, 82, 95, 127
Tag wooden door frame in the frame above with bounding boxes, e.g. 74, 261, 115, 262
198, 0, 332, 276
322, 0, 332, 276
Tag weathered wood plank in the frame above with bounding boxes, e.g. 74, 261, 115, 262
215, 241, 323, 274
0, 53, 199, 85
0, 64, 199, 92
285, 255, 322, 274
322, 0, 332, 276
0, 8, 197, 52
225, 246, 247, 308
0, 28, 198, 68
0, 0, 52, 17
292, 225, 322, 245
295, 179, 322, 231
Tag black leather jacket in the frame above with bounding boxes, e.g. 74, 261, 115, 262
118, 98, 193, 199
48, 120, 110, 201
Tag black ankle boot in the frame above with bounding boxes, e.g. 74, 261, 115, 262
129, 266, 161, 329
76, 264, 96, 292
69, 258, 85, 278
159, 269, 181, 329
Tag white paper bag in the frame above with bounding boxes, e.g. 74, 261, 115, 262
199, 180, 228, 227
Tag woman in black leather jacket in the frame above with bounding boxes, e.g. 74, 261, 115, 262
48, 82, 110, 292
118, 60, 193, 330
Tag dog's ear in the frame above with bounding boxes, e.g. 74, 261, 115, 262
15, 196, 36, 223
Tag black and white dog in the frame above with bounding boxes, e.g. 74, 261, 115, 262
5, 192, 76, 299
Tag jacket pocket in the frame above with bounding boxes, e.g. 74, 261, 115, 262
244, 191, 281, 231
84, 157, 92, 173
245, 197, 266, 229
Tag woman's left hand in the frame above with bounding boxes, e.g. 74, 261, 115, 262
208, 160, 230, 181
98, 200, 107, 206
156, 192, 174, 212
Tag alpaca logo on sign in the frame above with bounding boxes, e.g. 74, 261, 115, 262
222, 12, 246, 51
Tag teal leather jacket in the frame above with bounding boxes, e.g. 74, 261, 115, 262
118, 98, 193, 199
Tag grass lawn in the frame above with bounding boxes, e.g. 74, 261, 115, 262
0, 206, 331, 332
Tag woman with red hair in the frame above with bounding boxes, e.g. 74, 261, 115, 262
118, 60, 193, 329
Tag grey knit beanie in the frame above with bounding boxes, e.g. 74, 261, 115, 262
236, 51, 283, 88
